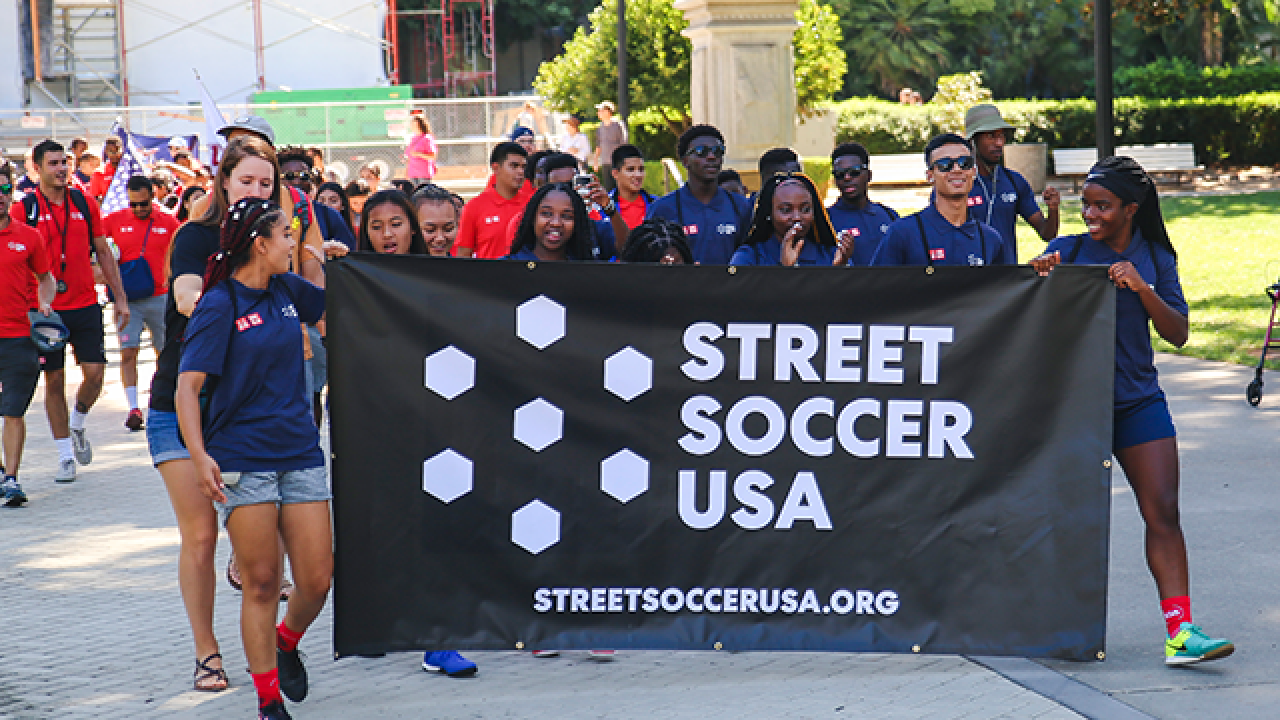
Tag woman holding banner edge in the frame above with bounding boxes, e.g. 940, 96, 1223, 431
1030, 156, 1233, 667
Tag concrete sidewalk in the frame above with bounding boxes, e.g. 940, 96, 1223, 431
0, 342, 1274, 719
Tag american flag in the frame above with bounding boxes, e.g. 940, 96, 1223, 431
100, 122, 144, 216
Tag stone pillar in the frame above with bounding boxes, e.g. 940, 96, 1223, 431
675, 0, 798, 190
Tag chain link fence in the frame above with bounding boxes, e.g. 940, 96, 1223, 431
0, 96, 555, 192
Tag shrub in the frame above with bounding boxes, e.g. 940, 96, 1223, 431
802, 157, 833, 196
834, 94, 1280, 167
1116, 58, 1280, 99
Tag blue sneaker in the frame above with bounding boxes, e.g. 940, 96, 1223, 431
2, 477, 27, 507
422, 650, 478, 677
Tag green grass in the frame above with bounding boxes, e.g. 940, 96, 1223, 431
886, 190, 1280, 370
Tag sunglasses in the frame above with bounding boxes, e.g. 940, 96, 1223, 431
0, 183, 12, 195
930, 155, 975, 173
129, 200, 151, 209
283, 171, 313, 183
833, 166, 867, 181
685, 145, 725, 159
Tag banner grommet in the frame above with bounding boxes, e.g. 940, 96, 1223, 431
1103, 459, 1112, 468
925, 267, 935, 275
727, 267, 737, 275
515, 641, 525, 650
1097, 651, 1105, 660
912, 644, 921, 653
526, 262, 536, 270
714, 642, 723, 650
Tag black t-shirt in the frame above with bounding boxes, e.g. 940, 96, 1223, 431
149, 222, 220, 412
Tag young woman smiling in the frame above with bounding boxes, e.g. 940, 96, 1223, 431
1030, 156, 1234, 667
506, 183, 595, 262
730, 173, 847, 267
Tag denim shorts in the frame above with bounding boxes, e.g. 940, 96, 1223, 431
216, 465, 331, 527
1114, 395, 1176, 451
146, 409, 191, 465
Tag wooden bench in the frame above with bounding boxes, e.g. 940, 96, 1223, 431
1052, 143, 1200, 189
868, 153, 927, 185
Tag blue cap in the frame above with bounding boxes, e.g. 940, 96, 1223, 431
511, 126, 535, 141
28, 311, 69, 353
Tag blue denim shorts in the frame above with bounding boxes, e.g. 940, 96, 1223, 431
146, 409, 191, 465
1114, 395, 1176, 451
215, 465, 331, 527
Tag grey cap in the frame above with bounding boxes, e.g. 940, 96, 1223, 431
964, 104, 1014, 140
217, 115, 276, 146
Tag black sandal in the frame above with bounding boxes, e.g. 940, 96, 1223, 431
194, 652, 229, 692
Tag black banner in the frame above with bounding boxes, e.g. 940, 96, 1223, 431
329, 256, 1115, 660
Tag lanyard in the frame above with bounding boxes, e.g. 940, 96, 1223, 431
38, 190, 71, 278
137, 215, 154, 256
974, 166, 1000, 226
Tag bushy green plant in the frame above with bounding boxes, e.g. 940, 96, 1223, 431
1115, 58, 1280, 98
832, 94, 1280, 167
930, 72, 992, 133
801, 157, 833, 195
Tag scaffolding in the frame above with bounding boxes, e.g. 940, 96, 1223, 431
389, 0, 495, 99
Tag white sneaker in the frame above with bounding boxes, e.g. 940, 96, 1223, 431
54, 458, 77, 483
70, 428, 92, 465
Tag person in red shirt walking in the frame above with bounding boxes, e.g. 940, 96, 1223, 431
10, 139, 130, 484
454, 142, 531, 259
105, 175, 179, 431
0, 162, 57, 506
88, 135, 122, 201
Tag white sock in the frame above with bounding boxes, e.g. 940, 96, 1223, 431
70, 409, 88, 431
56, 438, 74, 462
124, 386, 138, 410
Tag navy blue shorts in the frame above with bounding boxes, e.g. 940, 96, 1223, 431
1114, 395, 1176, 451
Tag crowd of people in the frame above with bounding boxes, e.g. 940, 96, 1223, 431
0, 100, 1234, 719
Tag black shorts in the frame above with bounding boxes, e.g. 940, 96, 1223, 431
0, 337, 41, 417
39, 304, 107, 373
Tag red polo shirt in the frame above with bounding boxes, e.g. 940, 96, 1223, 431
9, 189, 102, 312
88, 162, 116, 200
0, 220, 51, 338
105, 206, 179, 296
457, 177, 533, 259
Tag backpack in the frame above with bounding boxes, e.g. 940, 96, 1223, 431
21, 187, 98, 257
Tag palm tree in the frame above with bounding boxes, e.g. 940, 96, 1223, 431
836, 0, 953, 95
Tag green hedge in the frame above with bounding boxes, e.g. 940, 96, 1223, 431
834, 94, 1280, 167
1116, 58, 1280, 99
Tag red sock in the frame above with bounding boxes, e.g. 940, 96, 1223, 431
251, 668, 282, 708
1161, 595, 1191, 637
277, 620, 304, 653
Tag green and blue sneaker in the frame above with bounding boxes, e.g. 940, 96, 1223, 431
1165, 622, 1234, 666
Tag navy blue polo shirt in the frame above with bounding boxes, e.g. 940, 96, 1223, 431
646, 184, 748, 265
730, 237, 838, 266
180, 273, 326, 472
871, 204, 1013, 267
968, 166, 1040, 259
826, 200, 899, 266
1045, 230, 1187, 412
314, 202, 355, 249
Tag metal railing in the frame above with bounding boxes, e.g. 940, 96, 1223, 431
0, 96, 554, 185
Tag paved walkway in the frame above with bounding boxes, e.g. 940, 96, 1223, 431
1, 336, 1275, 718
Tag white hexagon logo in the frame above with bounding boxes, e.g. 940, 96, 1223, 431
422, 449, 473, 504
513, 398, 563, 452
516, 295, 565, 350
601, 449, 649, 504
424, 346, 475, 401
604, 346, 652, 402
511, 499, 560, 555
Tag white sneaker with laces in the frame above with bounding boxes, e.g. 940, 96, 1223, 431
70, 428, 92, 465
54, 458, 77, 483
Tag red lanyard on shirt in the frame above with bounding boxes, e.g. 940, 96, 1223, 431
38, 190, 71, 278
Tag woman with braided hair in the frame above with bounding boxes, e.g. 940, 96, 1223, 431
176, 197, 331, 719
1031, 156, 1234, 666
620, 216, 694, 264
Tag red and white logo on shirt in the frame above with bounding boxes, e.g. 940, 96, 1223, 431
484, 215, 502, 225
7, 242, 25, 253
235, 313, 264, 332
966, 196, 984, 207
929, 248, 946, 261
684, 224, 699, 236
